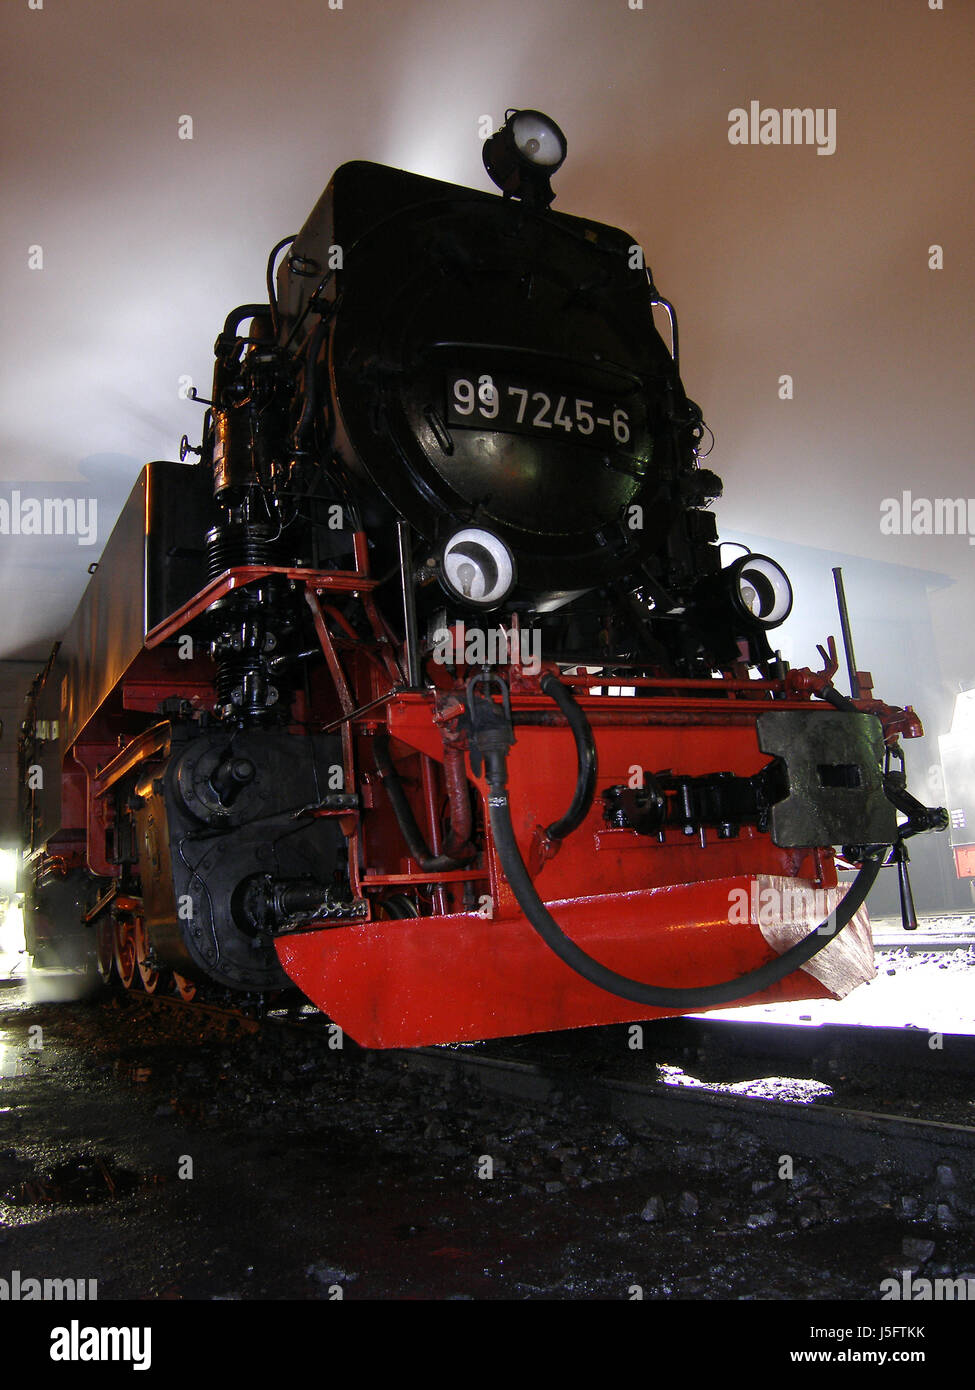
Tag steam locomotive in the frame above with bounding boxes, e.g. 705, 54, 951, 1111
19, 111, 947, 1046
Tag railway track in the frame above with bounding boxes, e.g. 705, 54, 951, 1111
871, 914, 975, 955
873, 932, 975, 955
108, 983, 331, 1038
98, 984, 975, 1184
388, 1040, 975, 1182
15, 956, 975, 1174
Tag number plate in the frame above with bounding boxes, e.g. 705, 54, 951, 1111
446, 372, 640, 451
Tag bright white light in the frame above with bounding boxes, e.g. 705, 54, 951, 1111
657, 1062, 833, 1105
0, 850, 17, 894
511, 111, 565, 167
0, 902, 26, 981
736, 555, 792, 625
442, 528, 515, 606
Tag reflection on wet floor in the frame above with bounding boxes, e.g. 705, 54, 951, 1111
0, 1032, 27, 1078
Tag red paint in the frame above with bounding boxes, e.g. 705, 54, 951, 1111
954, 846, 975, 878
276, 874, 835, 1048
40, 557, 894, 1046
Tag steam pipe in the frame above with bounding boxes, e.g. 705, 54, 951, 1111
832, 567, 859, 700
373, 734, 473, 872
397, 520, 422, 689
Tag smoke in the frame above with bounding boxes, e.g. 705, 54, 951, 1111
0, 904, 98, 1002
0, 901, 26, 983
22, 966, 100, 1004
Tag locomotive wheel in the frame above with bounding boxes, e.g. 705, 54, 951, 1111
134, 916, 160, 995
95, 918, 116, 986
171, 972, 197, 1002
380, 893, 420, 919
113, 915, 138, 991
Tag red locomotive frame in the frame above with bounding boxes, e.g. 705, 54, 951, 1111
25, 527, 924, 1048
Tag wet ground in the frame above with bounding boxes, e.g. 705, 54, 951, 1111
1, 980, 973, 1306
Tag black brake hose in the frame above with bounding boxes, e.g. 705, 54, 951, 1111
539, 672, 597, 841
483, 744, 884, 1008
373, 734, 472, 873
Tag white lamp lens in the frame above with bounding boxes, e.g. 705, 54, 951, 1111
442, 529, 515, 606
510, 112, 564, 167
736, 556, 792, 626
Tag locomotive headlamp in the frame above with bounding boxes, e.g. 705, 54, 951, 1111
509, 111, 566, 167
726, 554, 793, 628
483, 109, 567, 207
441, 528, 516, 608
